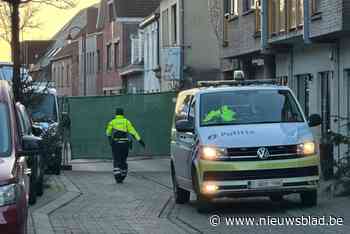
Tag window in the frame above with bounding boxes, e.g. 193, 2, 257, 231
279, 0, 286, 32
288, 0, 297, 29
61, 66, 64, 87
255, 0, 261, 32
106, 44, 112, 70
0, 104, 10, 156
189, 98, 196, 122
312, 0, 321, 14
97, 50, 101, 72
269, 0, 279, 35
114, 43, 119, 69
225, 0, 238, 15
200, 90, 304, 126
162, 9, 169, 46
297, 0, 304, 26
171, 4, 177, 45
243, 0, 257, 13
66, 64, 70, 86
175, 94, 192, 122
28, 94, 58, 123
270, 0, 303, 36
108, 3, 114, 23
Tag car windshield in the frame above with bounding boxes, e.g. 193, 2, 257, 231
0, 103, 11, 157
200, 89, 304, 126
27, 94, 57, 123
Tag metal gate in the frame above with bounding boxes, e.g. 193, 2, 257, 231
62, 92, 177, 159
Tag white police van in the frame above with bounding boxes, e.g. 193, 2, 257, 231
171, 79, 322, 212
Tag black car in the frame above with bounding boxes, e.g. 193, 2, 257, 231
16, 103, 45, 205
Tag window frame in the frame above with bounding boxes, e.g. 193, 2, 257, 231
0, 103, 11, 157
312, 0, 321, 15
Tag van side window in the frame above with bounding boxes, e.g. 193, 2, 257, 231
188, 98, 196, 122
175, 94, 192, 122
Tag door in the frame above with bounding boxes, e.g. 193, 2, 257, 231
320, 72, 331, 140
173, 94, 193, 180
296, 74, 310, 117
184, 97, 196, 180
319, 71, 334, 179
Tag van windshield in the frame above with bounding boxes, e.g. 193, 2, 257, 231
0, 103, 11, 157
28, 94, 57, 123
200, 90, 304, 126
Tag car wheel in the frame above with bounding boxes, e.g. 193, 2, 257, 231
37, 173, 44, 196
53, 148, 62, 175
171, 164, 190, 204
191, 169, 212, 213
269, 194, 283, 202
300, 190, 318, 207
196, 194, 212, 213
29, 173, 37, 205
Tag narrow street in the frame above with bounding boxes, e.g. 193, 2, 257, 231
29, 158, 350, 234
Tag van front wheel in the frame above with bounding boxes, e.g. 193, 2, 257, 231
300, 190, 317, 207
171, 166, 190, 204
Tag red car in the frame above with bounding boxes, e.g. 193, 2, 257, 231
0, 80, 41, 234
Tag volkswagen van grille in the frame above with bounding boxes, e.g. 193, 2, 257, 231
203, 166, 319, 181
223, 145, 299, 161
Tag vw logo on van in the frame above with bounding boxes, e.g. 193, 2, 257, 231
257, 147, 270, 160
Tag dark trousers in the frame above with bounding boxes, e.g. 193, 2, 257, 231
111, 142, 129, 180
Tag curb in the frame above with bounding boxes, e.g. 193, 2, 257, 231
32, 173, 81, 234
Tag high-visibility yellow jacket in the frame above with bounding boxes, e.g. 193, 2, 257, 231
106, 115, 141, 141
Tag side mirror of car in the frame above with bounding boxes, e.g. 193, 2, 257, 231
21, 135, 42, 156
32, 125, 44, 137
176, 119, 195, 133
61, 112, 71, 128
308, 114, 322, 127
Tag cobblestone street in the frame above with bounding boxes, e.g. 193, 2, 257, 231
29, 158, 350, 234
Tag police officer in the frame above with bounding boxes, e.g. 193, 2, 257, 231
106, 108, 145, 183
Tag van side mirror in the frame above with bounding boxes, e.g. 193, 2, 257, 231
176, 119, 194, 133
21, 135, 42, 156
308, 114, 322, 127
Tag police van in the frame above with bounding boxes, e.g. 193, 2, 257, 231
170, 79, 322, 212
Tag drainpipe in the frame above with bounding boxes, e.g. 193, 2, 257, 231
303, 0, 311, 44
179, 0, 185, 85
261, 0, 269, 51
336, 41, 341, 161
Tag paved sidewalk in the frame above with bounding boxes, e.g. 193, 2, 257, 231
29, 158, 350, 234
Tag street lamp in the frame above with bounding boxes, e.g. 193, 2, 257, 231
66, 26, 87, 96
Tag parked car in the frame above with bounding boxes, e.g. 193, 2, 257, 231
0, 80, 41, 234
170, 80, 322, 212
16, 103, 45, 205
27, 85, 62, 175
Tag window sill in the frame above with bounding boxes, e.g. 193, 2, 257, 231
311, 12, 322, 21
225, 14, 239, 22
222, 41, 229, 47
253, 31, 261, 38
242, 9, 255, 16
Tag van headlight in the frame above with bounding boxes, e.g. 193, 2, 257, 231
200, 146, 227, 160
0, 184, 17, 207
298, 142, 316, 156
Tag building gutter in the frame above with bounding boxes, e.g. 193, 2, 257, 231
179, 0, 185, 82
261, 0, 269, 52
303, 0, 311, 44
